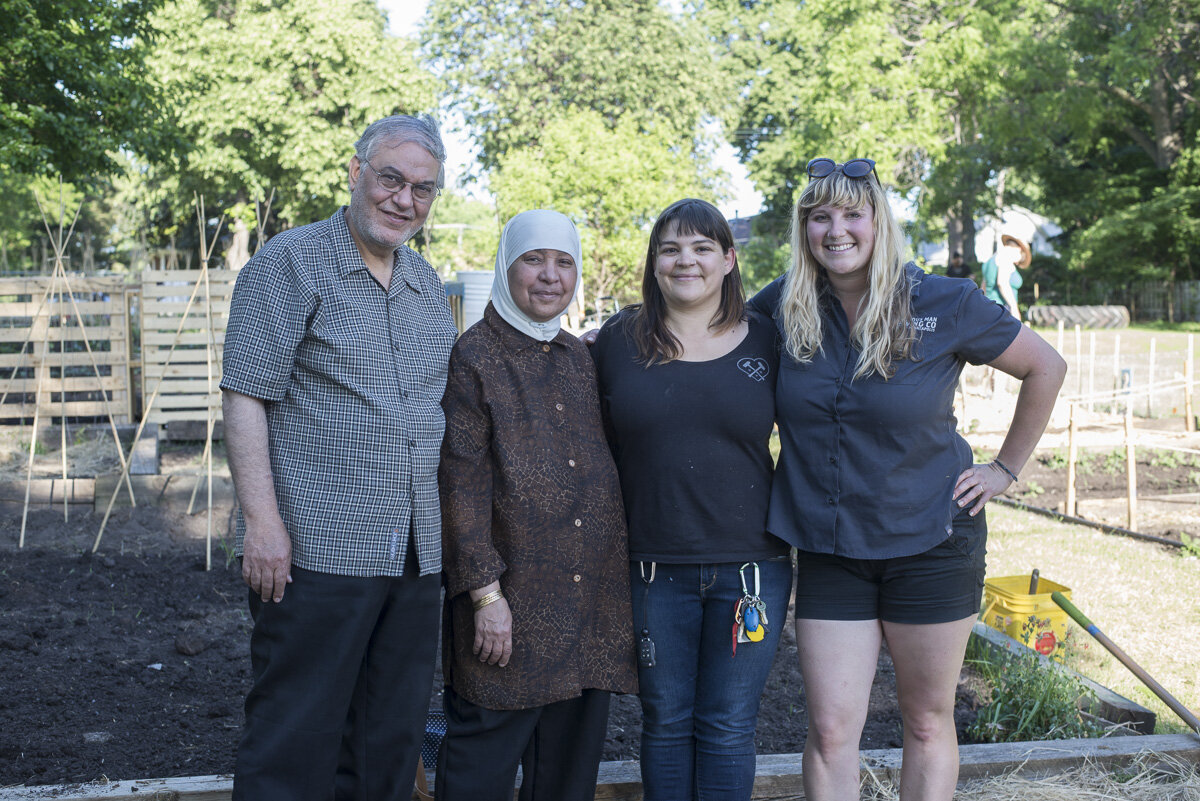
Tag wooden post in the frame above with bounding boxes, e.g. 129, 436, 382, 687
1113, 333, 1121, 406
58, 281, 68, 522
1088, 332, 1096, 412
1066, 403, 1078, 517
1186, 335, 1195, 433
1056, 320, 1065, 355
19, 303, 52, 548
1147, 337, 1156, 418
1075, 324, 1083, 396
1125, 401, 1137, 531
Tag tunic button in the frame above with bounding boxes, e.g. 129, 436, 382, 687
568, 459, 576, 467
826, 497, 835, 505
542, 344, 551, 352
555, 403, 564, 411
828, 456, 836, 464
573, 574, 582, 583
574, 519, 582, 527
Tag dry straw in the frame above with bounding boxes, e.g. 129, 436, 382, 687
860, 752, 1200, 800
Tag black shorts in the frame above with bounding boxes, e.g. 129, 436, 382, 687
793, 508, 987, 624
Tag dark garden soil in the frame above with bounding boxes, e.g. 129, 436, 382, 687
1004, 447, 1199, 545
0, 505, 988, 789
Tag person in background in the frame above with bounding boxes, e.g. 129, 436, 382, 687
945, 251, 972, 282
981, 217, 1035, 319
750, 158, 1065, 801
222, 114, 457, 801
591, 198, 793, 801
437, 209, 637, 801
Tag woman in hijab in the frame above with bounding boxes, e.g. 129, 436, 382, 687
436, 209, 637, 801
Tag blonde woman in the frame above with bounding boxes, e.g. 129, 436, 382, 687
749, 158, 1065, 801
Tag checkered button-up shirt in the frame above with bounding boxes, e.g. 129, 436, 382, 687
221, 207, 458, 577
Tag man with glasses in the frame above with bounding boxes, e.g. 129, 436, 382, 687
221, 114, 458, 801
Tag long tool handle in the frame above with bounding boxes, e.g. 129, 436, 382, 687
1052, 592, 1200, 733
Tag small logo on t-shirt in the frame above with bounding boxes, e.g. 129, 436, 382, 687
738, 357, 770, 382
912, 316, 938, 332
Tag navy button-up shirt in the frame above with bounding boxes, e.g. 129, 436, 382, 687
221, 208, 458, 577
751, 265, 1021, 559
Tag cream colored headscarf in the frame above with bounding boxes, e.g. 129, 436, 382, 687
490, 209, 583, 342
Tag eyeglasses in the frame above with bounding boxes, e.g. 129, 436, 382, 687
362, 158, 441, 203
806, 158, 877, 181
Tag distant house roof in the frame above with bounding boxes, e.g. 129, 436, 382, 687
728, 215, 754, 248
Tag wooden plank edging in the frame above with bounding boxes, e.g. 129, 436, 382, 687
4, 734, 1196, 801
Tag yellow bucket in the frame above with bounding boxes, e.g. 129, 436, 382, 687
980, 575, 1073, 660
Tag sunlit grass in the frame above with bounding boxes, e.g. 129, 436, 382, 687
984, 504, 1200, 735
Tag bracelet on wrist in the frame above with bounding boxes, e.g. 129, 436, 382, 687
992, 458, 1019, 483
473, 590, 504, 611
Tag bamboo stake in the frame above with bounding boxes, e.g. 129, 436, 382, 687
1113, 333, 1121, 413
1147, 337, 1156, 418
1125, 400, 1137, 531
19, 297, 53, 548
1186, 335, 1194, 432
32, 191, 136, 506
0, 279, 56, 410
1088, 331, 1096, 412
194, 197, 219, 569
1066, 403, 1078, 517
94, 256, 212, 551
94, 198, 224, 552
1080, 321, 1089, 393
55, 270, 137, 505
253, 188, 275, 255
58, 279, 67, 521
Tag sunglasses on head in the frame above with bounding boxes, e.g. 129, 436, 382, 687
806, 158, 877, 181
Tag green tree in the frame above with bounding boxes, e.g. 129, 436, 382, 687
709, 0, 1038, 261
0, 0, 169, 184
490, 108, 708, 304
422, 0, 724, 170
1001, 0, 1200, 294
135, 0, 435, 262
422, 193, 501, 276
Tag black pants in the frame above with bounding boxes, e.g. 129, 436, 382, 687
435, 685, 611, 801
232, 560, 440, 801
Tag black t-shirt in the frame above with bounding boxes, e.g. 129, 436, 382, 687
591, 308, 789, 563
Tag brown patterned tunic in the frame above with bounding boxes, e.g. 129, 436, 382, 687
439, 303, 638, 710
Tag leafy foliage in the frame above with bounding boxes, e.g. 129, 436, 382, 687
0, 0, 169, 184
423, 0, 725, 302
135, 0, 435, 246
423, 0, 723, 170
490, 108, 709, 303
966, 632, 1104, 743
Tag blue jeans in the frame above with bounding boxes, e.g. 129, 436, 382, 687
630, 556, 793, 801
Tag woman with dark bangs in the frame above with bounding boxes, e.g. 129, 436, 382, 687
751, 159, 1065, 800
591, 198, 792, 801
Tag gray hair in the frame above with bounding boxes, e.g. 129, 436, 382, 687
354, 114, 447, 188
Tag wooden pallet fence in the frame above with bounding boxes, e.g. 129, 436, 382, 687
0, 276, 133, 423
139, 268, 236, 427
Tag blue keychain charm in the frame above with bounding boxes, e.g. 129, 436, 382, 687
745, 604, 760, 631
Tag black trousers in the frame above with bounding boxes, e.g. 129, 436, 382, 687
435, 685, 611, 801
232, 559, 440, 801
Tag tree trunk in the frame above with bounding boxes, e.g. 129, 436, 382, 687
225, 217, 251, 270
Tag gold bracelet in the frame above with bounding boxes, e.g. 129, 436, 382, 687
473, 590, 504, 611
